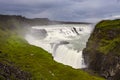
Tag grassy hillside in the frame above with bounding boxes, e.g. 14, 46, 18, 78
0, 15, 104, 80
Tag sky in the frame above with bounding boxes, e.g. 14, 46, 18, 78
0, 0, 120, 22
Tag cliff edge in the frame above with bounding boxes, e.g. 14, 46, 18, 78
83, 19, 120, 80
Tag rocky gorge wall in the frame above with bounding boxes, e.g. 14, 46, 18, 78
83, 19, 120, 80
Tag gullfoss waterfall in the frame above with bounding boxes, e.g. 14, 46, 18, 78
25, 24, 93, 69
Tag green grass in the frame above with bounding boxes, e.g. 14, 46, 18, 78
0, 15, 104, 80
0, 33, 104, 80
99, 38, 120, 54
96, 19, 120, 29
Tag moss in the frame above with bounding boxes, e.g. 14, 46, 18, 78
99, 38, 120, 54
96, 19, 120, 29
83, 19, 120, 79
86, 19, 120, 55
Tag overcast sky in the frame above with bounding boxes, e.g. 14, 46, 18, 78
0, 0, 120, 22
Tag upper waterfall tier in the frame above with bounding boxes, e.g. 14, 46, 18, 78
25, 24, 94, 69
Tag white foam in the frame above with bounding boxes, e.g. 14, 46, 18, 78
25, 24, 93, 69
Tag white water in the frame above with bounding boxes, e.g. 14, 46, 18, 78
25, 24, 93, 69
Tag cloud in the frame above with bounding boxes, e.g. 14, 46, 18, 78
104, 15, 120, 20
0, 0, 120, 22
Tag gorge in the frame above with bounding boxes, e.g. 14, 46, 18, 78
25, 23, 93, 69
2, 14, 120, 80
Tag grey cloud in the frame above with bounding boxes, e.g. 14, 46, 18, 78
0, 0, 120, 22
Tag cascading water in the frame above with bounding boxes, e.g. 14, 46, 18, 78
25, 24, 93, 69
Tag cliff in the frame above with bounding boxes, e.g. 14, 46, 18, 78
83, 19, 120, 80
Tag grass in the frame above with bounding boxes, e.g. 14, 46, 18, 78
0, 32, 104, 80
99, 38, 120, 55
0, 15, 104, 80
96, 19, 120, 29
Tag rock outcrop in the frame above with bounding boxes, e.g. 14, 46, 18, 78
0, 61, 31, 80
83, 19, 120, 80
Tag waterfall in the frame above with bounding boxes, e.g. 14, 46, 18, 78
25, 24, 93, 69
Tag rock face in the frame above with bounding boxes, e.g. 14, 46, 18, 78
0, 62, 31, 80
83, 20, 120, 80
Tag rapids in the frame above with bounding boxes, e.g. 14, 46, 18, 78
25, 24, 93, 69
